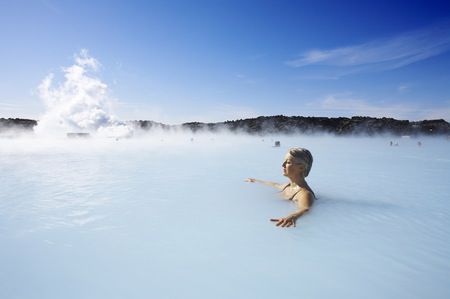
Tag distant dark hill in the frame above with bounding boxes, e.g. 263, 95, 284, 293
2, 116, 449, 136
0, 118, 37, 131
134, 116, 450, 136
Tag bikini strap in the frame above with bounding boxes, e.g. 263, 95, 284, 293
281, 182, 290, 191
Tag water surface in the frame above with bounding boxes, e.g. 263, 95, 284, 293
1, 134, 449, 299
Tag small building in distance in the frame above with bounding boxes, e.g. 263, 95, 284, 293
67, 133, 90, 138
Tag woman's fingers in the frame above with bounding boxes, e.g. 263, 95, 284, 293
278, 219, 289, 227
270, 217, 296, 227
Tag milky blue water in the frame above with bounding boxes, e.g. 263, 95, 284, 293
1, 134, 449, 299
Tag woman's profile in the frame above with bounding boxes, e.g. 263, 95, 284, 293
245, 147, 315, 228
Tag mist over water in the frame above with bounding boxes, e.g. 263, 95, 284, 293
1, 133, 449, 299
34, 50, 132, 138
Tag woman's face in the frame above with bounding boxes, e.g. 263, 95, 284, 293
282, 154, 304, 178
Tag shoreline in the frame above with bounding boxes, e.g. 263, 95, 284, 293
1, 115, 449, 136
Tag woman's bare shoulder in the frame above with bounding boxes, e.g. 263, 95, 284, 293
294, 188, 315, 206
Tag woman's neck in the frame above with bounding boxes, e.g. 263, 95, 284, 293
288, 176, 307, 188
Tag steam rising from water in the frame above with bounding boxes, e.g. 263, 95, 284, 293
35, 50, 132, 138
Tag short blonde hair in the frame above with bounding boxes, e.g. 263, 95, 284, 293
288, 147, 313, 177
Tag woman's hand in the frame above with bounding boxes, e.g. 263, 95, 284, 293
270, 214, 299, 227
244, 178, 256, 183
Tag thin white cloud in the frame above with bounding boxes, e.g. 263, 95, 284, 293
397, 84, 410, 93
287, 21, 450, 73
235, 73, 259, 84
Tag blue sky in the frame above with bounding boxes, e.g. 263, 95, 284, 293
1, 0, 450, 123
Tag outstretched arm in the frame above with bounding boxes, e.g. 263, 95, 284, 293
270, 191, 313, 228
245, 178, 285, 190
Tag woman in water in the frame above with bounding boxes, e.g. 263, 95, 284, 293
245, 147, 315, 228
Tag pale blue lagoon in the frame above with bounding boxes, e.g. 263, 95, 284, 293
1, 134, 449, 299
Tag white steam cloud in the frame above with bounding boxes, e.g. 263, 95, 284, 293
35, 49, 133, 138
